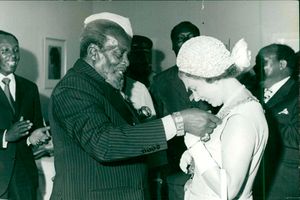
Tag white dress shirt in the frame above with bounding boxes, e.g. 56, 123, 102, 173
264, 76, 290, 103
126, 80, 156, 117
0, 73, 16, 100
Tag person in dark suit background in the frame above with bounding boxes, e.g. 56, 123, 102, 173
122, 35, 156, 121
48, 12, 221, 200
125, 35, 153, 88
253, 44, 299, 199
150, 21, 213, 200
0, 30, 50, 200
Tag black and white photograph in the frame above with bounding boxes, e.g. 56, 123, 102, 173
0, 1, 298, 200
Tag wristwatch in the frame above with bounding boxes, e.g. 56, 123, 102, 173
172, 112, 185, 136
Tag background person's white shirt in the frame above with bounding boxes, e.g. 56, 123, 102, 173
264, 76, 290, 103
127, 80, 156, 117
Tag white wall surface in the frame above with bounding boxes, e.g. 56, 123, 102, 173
92, 1, 299, 72
0, 0, 298, 119
0, 1, 92, 118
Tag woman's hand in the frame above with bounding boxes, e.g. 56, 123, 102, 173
180, 150, 194, 174
29, 126, 51, 146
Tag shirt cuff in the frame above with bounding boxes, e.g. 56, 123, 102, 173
2, 130, 8, 148
162, 115, 177, 141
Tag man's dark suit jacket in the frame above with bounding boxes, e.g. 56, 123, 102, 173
48, 59, 168, 200
150, 66, 211, 172
0, 75, 43, 197
263, 77, 300, 199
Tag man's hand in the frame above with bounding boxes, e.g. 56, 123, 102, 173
5, 116, 33, 142
29, 126, 51, 146
180, 108, 221, 137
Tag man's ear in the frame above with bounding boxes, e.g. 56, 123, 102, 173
279, 59, 287, 70
87, 43, 99, 61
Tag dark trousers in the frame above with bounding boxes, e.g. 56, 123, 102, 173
166, 172, 190, 200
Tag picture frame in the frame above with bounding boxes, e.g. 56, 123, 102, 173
44, 37, 66, 89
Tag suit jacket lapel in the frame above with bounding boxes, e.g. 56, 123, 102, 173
14, 75, 24, 117
106, 87, 140, 125
0, 88, 13, 113
170, 66, 189, 102
73, 59, 140, 125
266, 78, 296, 109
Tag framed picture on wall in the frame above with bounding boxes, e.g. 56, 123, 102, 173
44, 37, 66, 89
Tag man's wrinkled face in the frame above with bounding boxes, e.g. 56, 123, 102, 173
94, 35, 130, 90
0, 35, 20, 76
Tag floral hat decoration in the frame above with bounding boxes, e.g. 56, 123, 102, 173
176, 36, 251, 78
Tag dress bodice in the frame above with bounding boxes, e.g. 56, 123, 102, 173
185, 97, 268, 200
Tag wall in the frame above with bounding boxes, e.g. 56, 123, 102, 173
92, 1, 299, 73
0, 1, 298, 119
0, 1, 92, 119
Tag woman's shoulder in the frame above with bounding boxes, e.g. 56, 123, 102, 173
231, 98, 263, 117
226, 99, 268, 140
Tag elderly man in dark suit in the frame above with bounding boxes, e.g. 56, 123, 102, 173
0, 30, 50, 200
48, 12, 221, 200
253, 44, 299, 200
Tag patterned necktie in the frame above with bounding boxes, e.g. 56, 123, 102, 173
264, 88, 273, 103
2, 78, 15, 113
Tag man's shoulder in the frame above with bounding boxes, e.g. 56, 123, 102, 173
52, 66, 107, 98
286, 77, 298, 93
152, 66, 179, 83
275, 77, 298, 99
15, 74, 38, 88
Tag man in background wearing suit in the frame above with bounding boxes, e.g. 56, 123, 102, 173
0, 30, 50, 200
150, 21, 214, 200
254, 44, 299, 199
48, 12, 221, 200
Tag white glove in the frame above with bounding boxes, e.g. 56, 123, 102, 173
184, 133, 201, 149
179, 150, 193, 174
184, 178, 193, 192
188, 141, 219, 175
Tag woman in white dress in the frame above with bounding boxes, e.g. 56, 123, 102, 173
177, 36, 268, 200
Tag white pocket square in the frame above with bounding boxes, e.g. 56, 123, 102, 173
278, 108, 289, 115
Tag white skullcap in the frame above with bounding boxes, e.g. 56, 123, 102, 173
84, 12, 133, 37
177, 36, 251, 78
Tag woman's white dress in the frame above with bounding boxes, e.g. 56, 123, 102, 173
185, 98, 268, 200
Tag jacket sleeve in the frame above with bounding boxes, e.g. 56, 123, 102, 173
51, 85, 168, 163
31, 84, 44, 129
